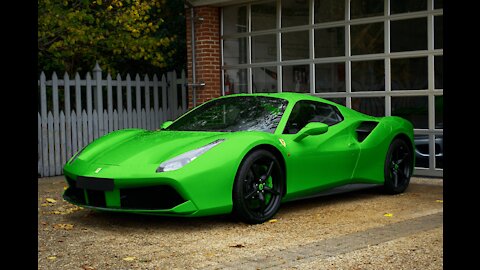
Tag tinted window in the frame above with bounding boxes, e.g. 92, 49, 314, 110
283, 101, 343, 134
251, 1, 276, 31
391, 18, 427, 52
167, 96, 288, 133
351, 22, 384, 55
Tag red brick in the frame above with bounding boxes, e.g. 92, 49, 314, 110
186, 6, 222, 108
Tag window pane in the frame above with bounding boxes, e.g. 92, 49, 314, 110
351, 0, 384, 19
252, 67, 278, 93
324, 97, 346, 106
391, 18, 427, 52
391, 96, 428, 129
434, 16, 443, 49
352, 97, 385, 117
223, 38, 247, 65
168, 96, 288, 133
351, 60, 384, 91
223, 6, 247, 35
284, 100, 343, 134
391, 57, 428, 90
391, 0, 427, 14
435, 96, 443, 129
435, 56, 443, 89
435, 135, 443, 169
224, 69, 248, 95
315, 63, 345, 92
252, 1, 276, 31
314, 0, 345, 23
252, 34, 277, 63
282, 65, 310, 93
282, 0, 309, 27
314, 27, 345, 58
414, 135, 429, 168
351, 23, 384, 55
434, 0, 443, 9
282, 31, 309, 61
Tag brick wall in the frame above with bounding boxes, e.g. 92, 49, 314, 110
186, 6, 222, 109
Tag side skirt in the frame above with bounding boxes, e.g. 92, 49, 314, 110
283, 183, 381, 203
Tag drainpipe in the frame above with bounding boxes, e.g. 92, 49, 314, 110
185, 1, 205, 108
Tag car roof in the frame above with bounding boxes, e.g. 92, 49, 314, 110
218, 92, 337, 106
215, 93, 378, 120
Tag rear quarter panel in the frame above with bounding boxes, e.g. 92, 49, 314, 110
352, 116, 414, 184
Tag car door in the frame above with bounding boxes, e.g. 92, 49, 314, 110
281, 100, 360, 198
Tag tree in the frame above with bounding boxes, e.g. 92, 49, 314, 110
38, 0, 186, 76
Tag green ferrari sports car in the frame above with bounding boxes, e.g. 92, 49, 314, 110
63, 93, 414, 224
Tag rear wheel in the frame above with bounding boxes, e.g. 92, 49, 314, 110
383, 138, 413, 194
232, 150, 284, 224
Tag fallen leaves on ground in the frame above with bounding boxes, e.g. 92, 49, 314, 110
41, 198, 58, 207
268, 219, 278, 223
81, 264, 96, 270
53, 223, 74, 230
46, 198, 57, 204
48, 205, 84, 215
435, 200, 443, 203
47, 256, 57, 260
122, 256, 136, 261
229, 244, 245, 248
383, 213, 394, 217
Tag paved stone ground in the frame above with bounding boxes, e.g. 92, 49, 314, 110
206, 212, 442, 269
38, 176, 443, 269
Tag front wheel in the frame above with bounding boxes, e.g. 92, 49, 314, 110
232, 150, 284, 224
383, 138, 413, 194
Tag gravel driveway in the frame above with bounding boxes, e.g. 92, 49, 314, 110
38, 176, 443, 269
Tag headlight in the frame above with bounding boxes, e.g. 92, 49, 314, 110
156, 139, 225, 172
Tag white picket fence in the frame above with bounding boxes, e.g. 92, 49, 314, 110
38, 63, 188, 177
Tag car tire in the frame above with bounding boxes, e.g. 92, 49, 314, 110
383, 138, 413, 194
232, 149, 284, 224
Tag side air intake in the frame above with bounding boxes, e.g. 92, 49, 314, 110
356, 121, 379, 142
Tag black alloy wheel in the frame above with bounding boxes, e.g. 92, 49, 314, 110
383, 138, 413, 194
232, 149, 284, 224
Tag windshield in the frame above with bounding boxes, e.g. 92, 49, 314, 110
167, 96, 288, 133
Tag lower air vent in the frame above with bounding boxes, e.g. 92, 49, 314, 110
120, 185, 186, 210
86, 190, 107, 207
64, 177, 86, 205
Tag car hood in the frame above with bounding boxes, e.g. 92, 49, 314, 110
78, 130, 225, 166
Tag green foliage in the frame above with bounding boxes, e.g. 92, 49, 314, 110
38, 0, 186, 76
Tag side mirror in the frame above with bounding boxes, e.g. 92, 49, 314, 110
160, 121, 173, 130
293, 122, 328, 142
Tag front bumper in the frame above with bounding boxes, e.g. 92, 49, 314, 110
62, 158, 237, 217
63, 175, 199, 215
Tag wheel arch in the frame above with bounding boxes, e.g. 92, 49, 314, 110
392, 133, 413, 146
391, 132, 415, 171
382, 133, 415, 194
242, 144, 288, 197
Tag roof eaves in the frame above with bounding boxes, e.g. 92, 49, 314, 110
187, 0, 258, 7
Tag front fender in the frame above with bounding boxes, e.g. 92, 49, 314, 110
169, 131, 287, 214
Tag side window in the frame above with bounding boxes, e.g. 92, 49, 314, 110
283, 101, 343, 134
